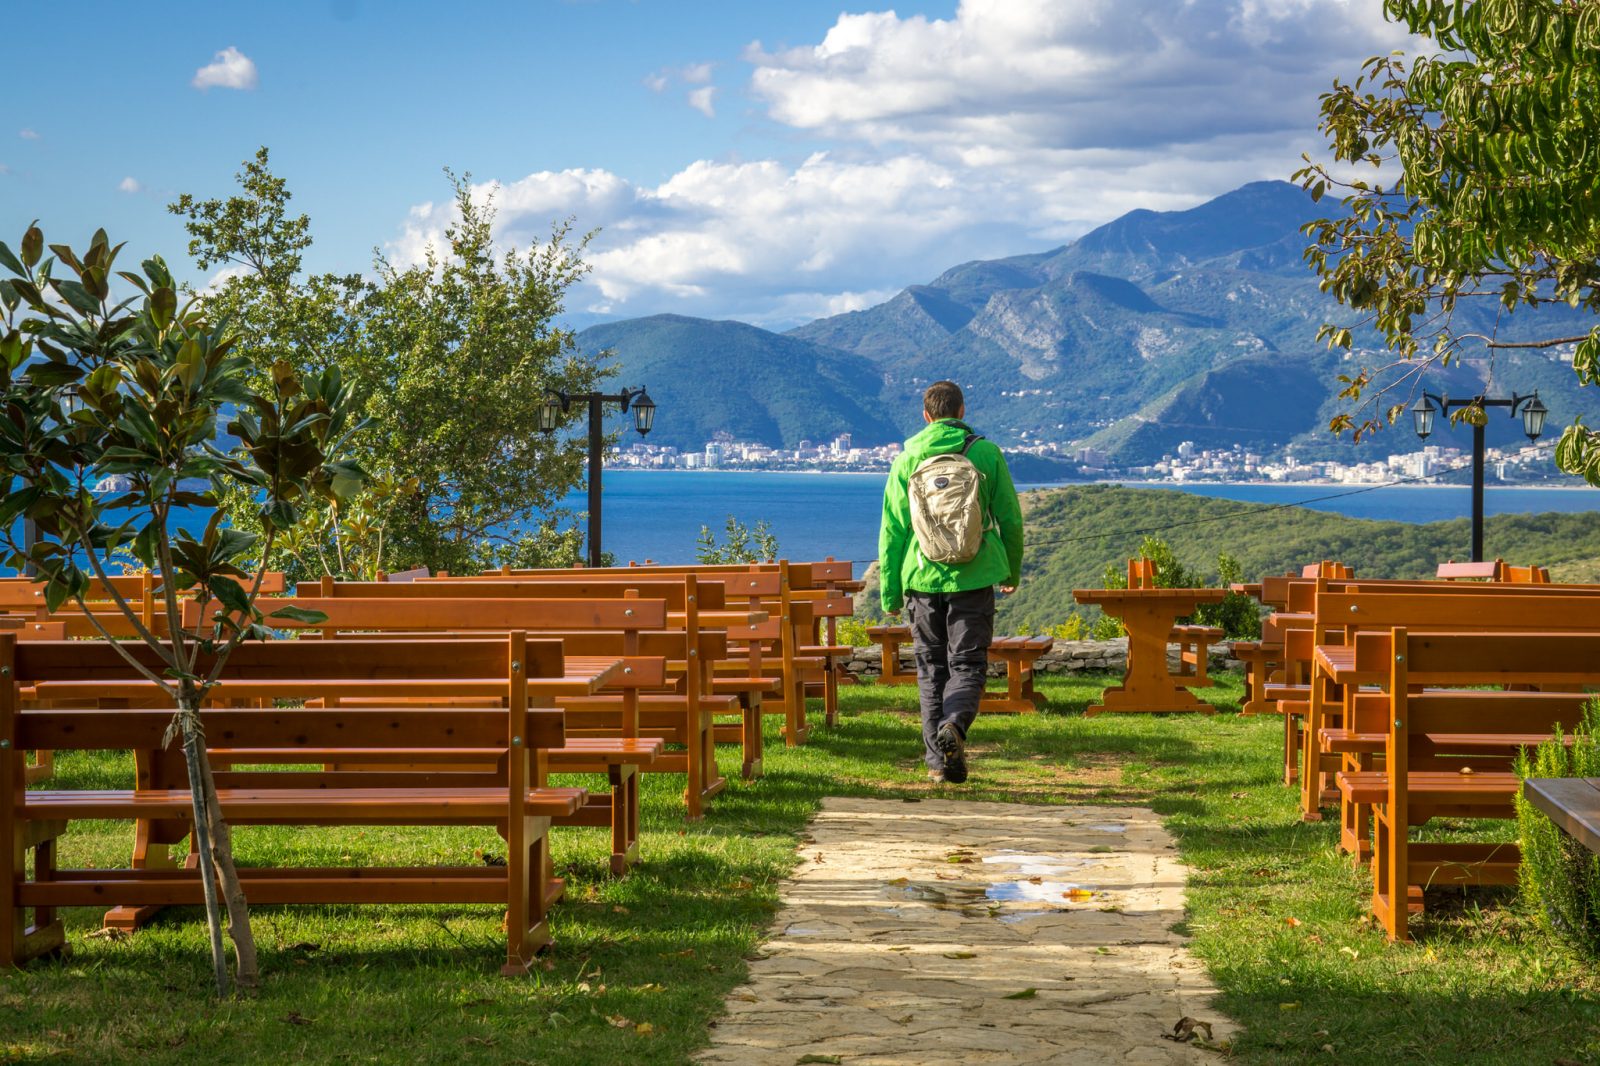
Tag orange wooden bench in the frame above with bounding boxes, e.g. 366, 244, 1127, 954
0, 633, 585, 974
1328, 629, 1600, 941
864, 626, 1054, 713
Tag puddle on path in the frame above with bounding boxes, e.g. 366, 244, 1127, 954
985, 880, 1090, 904
980, 851, 1095, 877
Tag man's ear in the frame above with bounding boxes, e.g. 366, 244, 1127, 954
957, 406, 966, 420
923, 410, 934, 423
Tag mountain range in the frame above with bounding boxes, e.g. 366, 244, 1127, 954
576, 181, 1600, 462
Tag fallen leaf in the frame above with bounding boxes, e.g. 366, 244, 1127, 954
730, 878, 754, 891
1026, 876, 1043, 884
887, 877, 909, 886
893, 1014, 913, 1024
465, 1036, 497, 1047
86, 928, 129, 941
796, 1057, 842, 1065
283, 1012, 314, 1026
606, 1015, 632, 1029
1285, 917, 1303, 928
1339, 946, 1360, 961
1064, 888, 1094, 902
612, 905, 630, 915
635, 1022, 654, 1036
942, 951, 977, 959
1166, 1017, 1214, 1044
1003, 988, 1038, 1000
730, 993, 759, 1003
1280, 1002, 1300, 1011
635, 983, 665, 993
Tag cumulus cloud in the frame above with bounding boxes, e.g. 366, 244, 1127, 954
747, 0, 1410, 157
389, 154, 1043, 327
192, 46, 259, 91
117, 176, 141, 194
19, 128, 39, 140
686, 86, 716, 118
391, 0, 1419, 326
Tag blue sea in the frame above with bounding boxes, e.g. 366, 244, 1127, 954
566, 472, 1600, 569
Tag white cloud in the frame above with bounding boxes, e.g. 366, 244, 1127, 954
686, 86, 716, 118
201, 264, 253, 294
192, 46, 259, 91
389, 0, 1420, 326
681, 62, 713, 85
117, 176, 141, 194
747, 0, 1411, 159
18, 128, 38, 140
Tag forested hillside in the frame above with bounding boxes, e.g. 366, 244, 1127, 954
857, 485, 1600, 630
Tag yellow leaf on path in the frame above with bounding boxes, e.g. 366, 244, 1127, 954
635, 1023, 654, 1036
1064, 888, 1093, 901
943, 951, 977, 959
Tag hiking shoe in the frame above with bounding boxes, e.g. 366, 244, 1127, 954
935, 724, 968, 783
927, 769, 946, 784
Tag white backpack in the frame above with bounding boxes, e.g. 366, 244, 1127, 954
908, 432, 990, 564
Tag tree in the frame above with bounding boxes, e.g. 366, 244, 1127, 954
695, 515, 780, 564
171, 149, 608, 579
1296, 0, 1600, 484
0, 223, 364, 993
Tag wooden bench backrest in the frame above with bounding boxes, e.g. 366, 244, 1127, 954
195, 597, 669, 635
1284, 576, 1600, 614
476, 560, 840, 591
314, 577, 722, 611
1319, 589, 1600, 633
1354, 629, 1600, 686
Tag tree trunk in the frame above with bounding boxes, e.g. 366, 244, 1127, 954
174, 687, 258, 992
176, 695, 230, 995
193, 744, 259, 989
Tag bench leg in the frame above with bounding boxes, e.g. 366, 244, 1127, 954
4, 819, 68, 967
741, 693, 765, 781
502, 814, 554, 976
1339, 753, 1375, 862
1281, 709, 1300, 786
23, 751, 53, 785
782, 677, 810, 746
824, 662, 839, 729
609, 764, 640, 877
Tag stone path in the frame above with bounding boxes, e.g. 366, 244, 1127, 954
698, 798, 1234, 1065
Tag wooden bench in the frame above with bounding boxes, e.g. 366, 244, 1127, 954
1522, 778, 1600, 856
208, 593, 701, 839
1290, 583, 1600, 823
1437, 559, 1550, 582
0, 633, 586, 974
386, 573, 773, 781
1329, 629, 1600, 940
864, 626, 1054, 713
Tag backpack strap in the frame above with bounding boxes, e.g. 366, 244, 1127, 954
958, 431, 984, 457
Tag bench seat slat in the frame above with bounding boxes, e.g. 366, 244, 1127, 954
20, 786, 587, 823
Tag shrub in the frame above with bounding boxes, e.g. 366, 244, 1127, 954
836, 616, 872, 647
1514, 698, 1600, 958
696, 515, 778, 564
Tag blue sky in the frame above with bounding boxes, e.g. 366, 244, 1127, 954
4, 0, 1410, 328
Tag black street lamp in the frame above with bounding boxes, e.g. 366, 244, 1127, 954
1410, 390, 1547, 562
538, 387, 656, 568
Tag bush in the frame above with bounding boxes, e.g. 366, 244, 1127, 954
696, 516, 778, 564
1515, 698, 1600, 958
836, 617, 872, 647
1101, 538, 1262, 640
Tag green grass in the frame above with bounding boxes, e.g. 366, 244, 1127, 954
4, 675, 1600, 1065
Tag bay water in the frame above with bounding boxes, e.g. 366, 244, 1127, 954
566, 471, 1600, 569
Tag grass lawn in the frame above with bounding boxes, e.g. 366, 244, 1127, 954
3, 673, 1599, 1065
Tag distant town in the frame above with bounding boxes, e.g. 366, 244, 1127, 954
606, 433, 1565, 486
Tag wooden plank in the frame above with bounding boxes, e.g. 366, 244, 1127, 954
1523, 777, 1600, 856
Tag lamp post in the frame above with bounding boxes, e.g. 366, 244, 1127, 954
1410, 390, 1548, 562
537, 387, 656, 568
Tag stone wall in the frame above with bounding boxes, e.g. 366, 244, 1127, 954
840, 638, 1243, 680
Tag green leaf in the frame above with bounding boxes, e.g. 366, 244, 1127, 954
206, 575, 252, 616
268, 605, 328, 626
151, 287, 176, 329
0, 242, 24, 277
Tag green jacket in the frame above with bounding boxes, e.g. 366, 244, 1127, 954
878, 419, 1023, 612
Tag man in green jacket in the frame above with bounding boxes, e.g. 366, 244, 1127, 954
879, 381, 1024, 783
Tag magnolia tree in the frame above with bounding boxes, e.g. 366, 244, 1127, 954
1296, 0, 1600, 482
0, 224, 364, 993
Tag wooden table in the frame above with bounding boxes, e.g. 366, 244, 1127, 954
1523, 777, 1600, 855
1071, 588, 1227, 715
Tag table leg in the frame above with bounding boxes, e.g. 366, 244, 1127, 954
1087, 604, 1214, 716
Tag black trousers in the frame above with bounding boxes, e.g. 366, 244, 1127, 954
905, 587, 995, 770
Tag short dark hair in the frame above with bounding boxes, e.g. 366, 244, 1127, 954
924, 381, 964, 420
